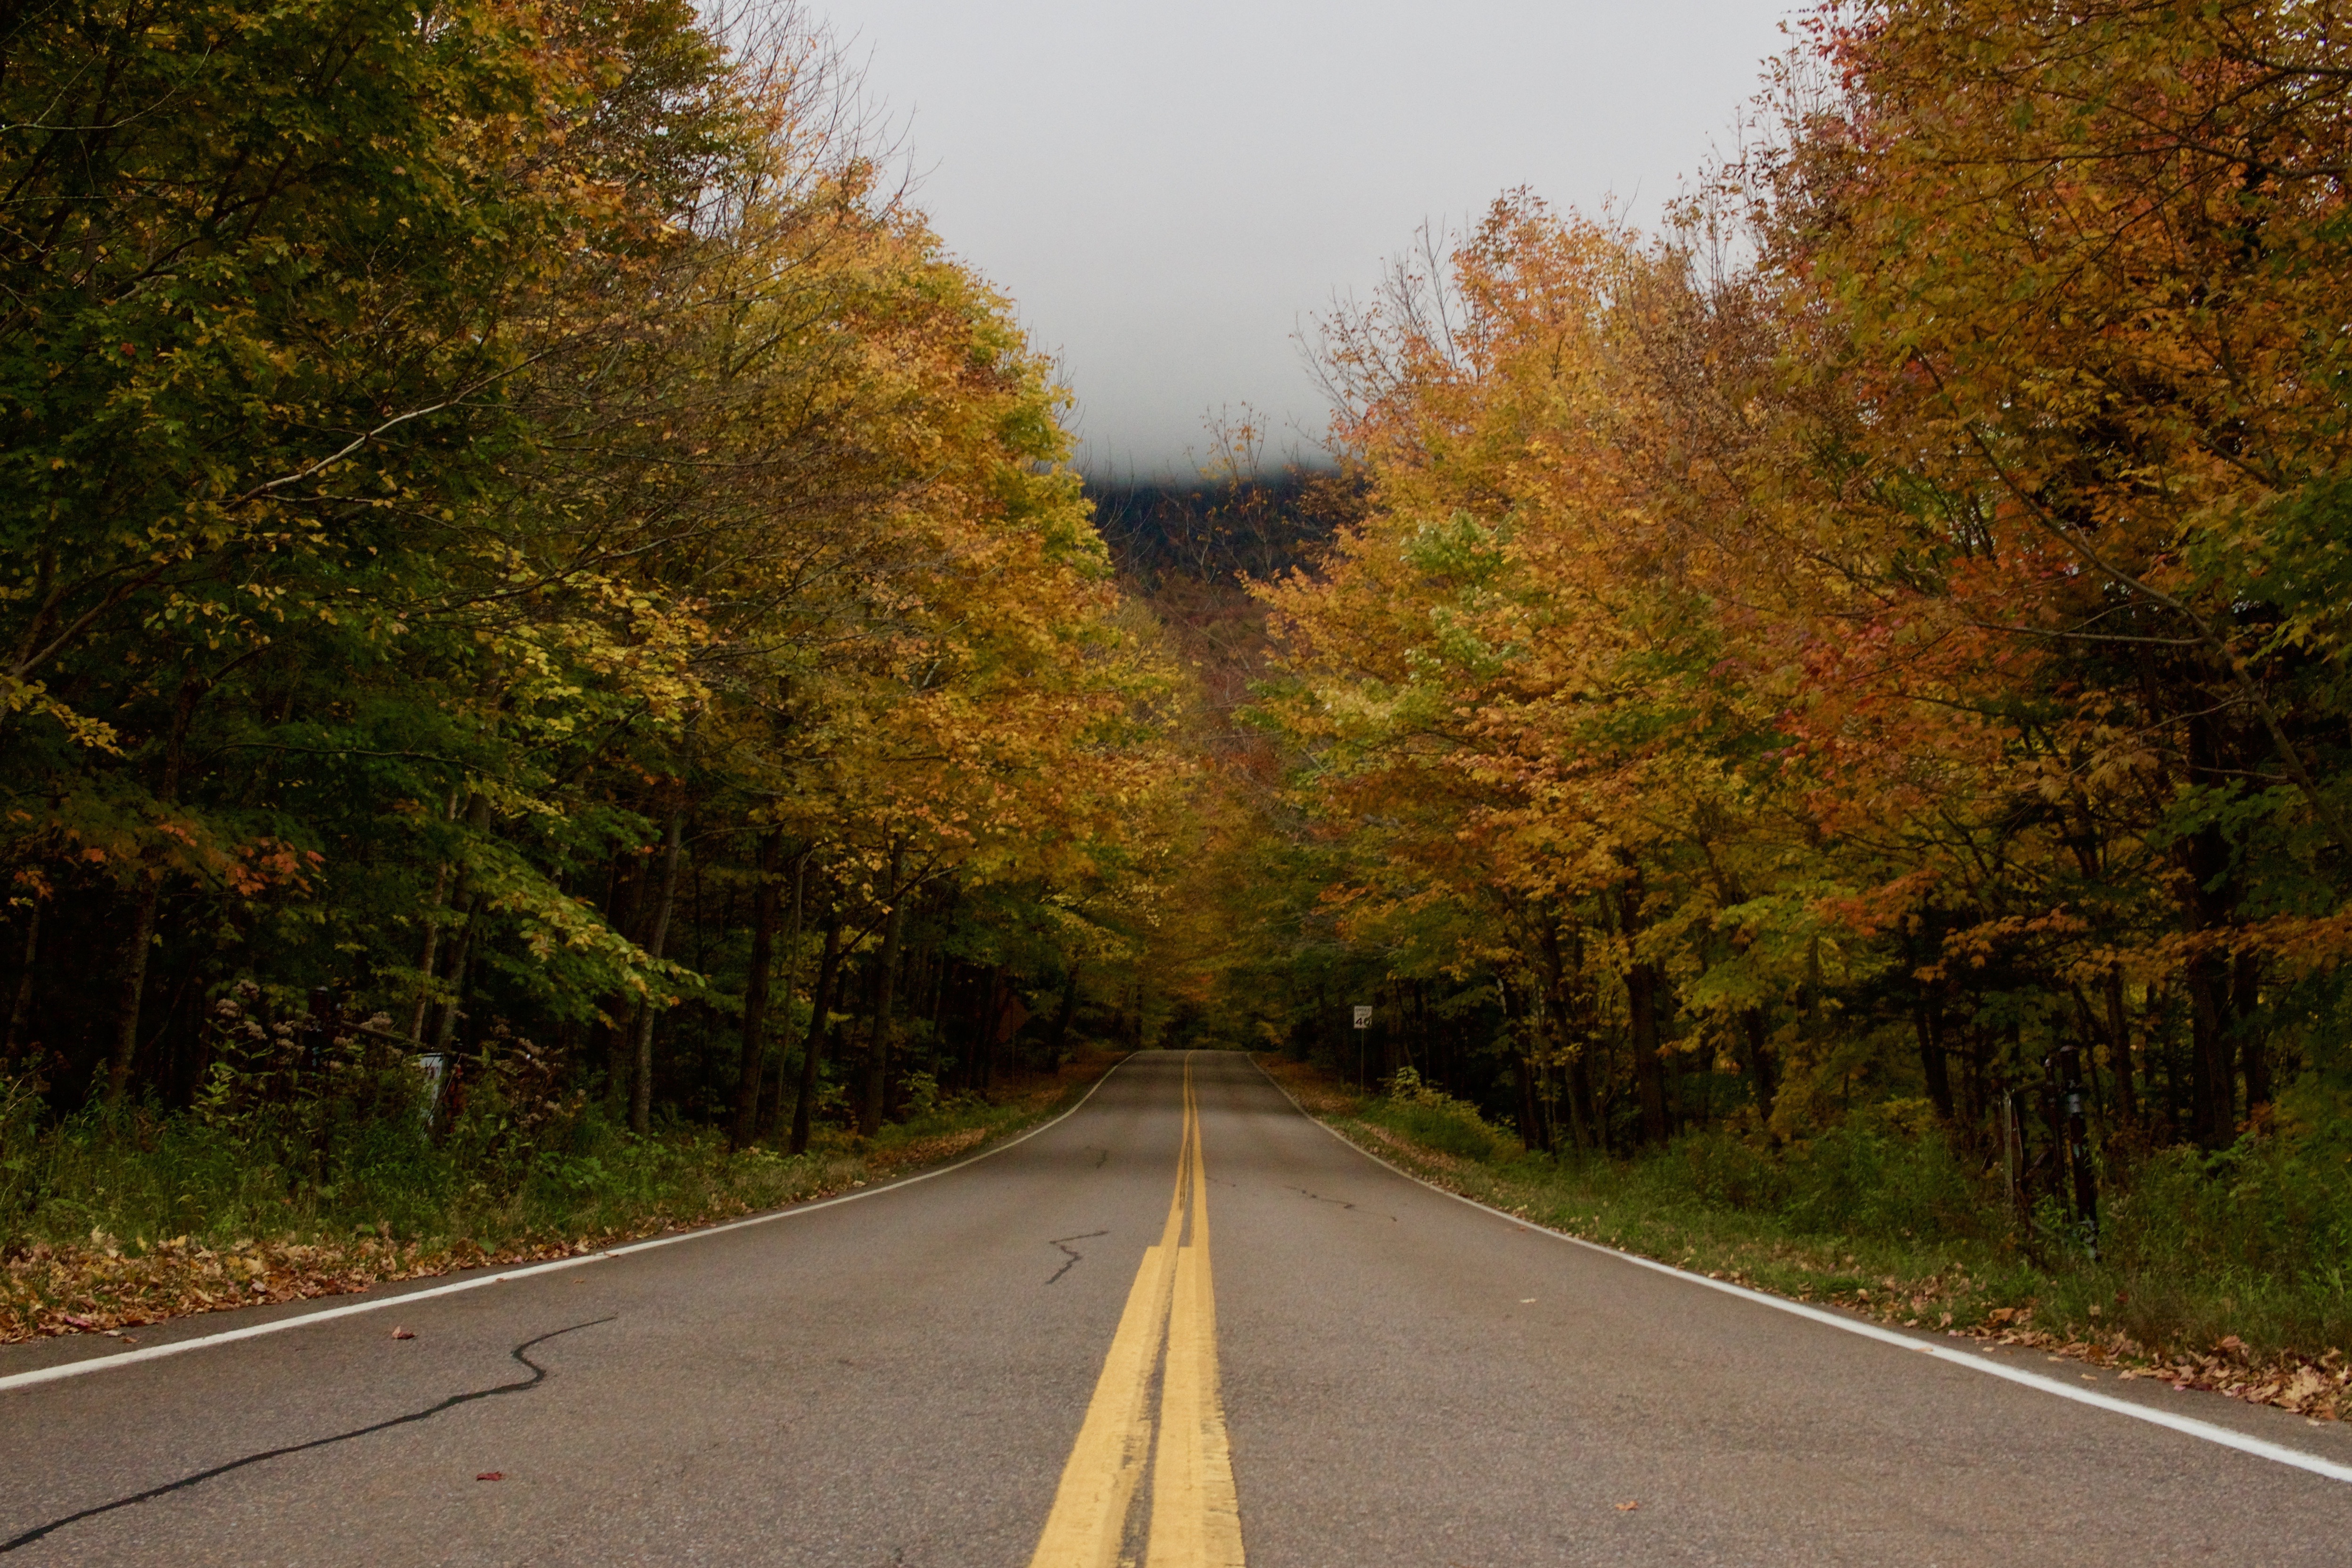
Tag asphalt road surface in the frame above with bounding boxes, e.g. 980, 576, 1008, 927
5, 1050, 2351, 1565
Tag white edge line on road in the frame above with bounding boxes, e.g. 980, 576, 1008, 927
0, 1056, 1137, 1396
1248, 1055, 2352, 1488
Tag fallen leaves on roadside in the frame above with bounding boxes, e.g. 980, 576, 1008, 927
1, 1234, 584, 1345
1252, 1054, 1363, 1117
476, 1472, 503, 1482
391, 1327, 415, 1340
2, 1059, 1119, 1345
1616, 1501, 1640, 1512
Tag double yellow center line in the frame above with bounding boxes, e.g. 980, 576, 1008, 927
1028, 1057, 1244, 1568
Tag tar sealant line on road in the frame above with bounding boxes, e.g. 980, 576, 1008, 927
0, 1058, 1137, 1398
1248, 1057, 2352, 1489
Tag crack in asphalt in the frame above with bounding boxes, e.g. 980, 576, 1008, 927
1080, 1145, 1110, 1169
0, 1317, 615, 1554
1291, 1185, 1397, 1221
1045, 1231, 1109, 1285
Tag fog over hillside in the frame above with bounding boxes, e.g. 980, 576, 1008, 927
816, 0, 1794, 478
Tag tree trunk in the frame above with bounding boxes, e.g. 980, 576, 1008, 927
2104, 964, 2137, 1129
758, 853, 809, 1139
1534, 921, 1587, 1148
406, 858, 450, 1043
431, 892, 484, 1052
107, 675, 201, 1105
2176, 715, 2244, 1148
1550, 1043, 1589, 1152
2186, 949, 2233, 1148
2234, 950, 2269, 1114
1966, 1025, 1989, 1130
974, 967, 1002, 1090
730, 830, 784, 1150
404, 790, 463, 1041
1744, 1006, 1784, 1118
600, 851, 648, 1110
1628, 959, 1668, 1145
859, 847, 907, 1137
1912, 995, 1952, 1120
789, 922, 844, 1155
1511, 1046, 1550, 1153
4, 899, 39, 1055
630, 808, 687, 1136
1047, 964, 1081, 1063
423, 792, 494, 1055
1568, 1048, 1600, 1152
1609, 874, 1671, 1147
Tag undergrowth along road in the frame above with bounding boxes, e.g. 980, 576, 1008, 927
2, 1054, 1123, 1345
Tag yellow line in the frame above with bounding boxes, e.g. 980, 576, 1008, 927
1027, 1063, 1192, 1568
1147, 1064, 1245, 1566
1028, 1057, 1244, 1568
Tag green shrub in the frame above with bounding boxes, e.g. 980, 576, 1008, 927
1373, 1068, 1512, 1162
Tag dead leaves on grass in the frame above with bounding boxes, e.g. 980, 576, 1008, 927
2, 1060, 1114, 1346
0, 1234, 596, 1344
1252, 1054, 1362, 1117
1321, 1098, 2352, 1426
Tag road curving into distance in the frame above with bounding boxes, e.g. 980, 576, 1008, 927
4, 1050, 2350, 1564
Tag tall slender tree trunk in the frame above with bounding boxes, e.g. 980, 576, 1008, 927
789, 922, 844, 1155
1047, 964, 1081, 1064
1568, 1049, 1598, 1152
602, 852, 648, 1111
1627, 960, 1668, 1145
1557, 1048, 1591, 1152
422, 792, 493, 1054
406, 859, 451, 1043
1510, 1041, 1550, 1153
2187, 951, 2233, 1148
405, 790, 463, 1042
1958, 1023, 1984, 1129
107, 675, 201, 1106
5, 900, 41, 1056
630, 808, 686, 1136
431, 892, 485, 1051
757, 853, 809, 1139
1608, 870, 1671, 1147
860, 847, 907, 1138
2234, 951, 2270, 1114
2104, 964, 2138, 1128
730, 830, 784, 1150
1534, 921, 1583, 1148
2177, 717, 2243, 1149
1744, 1006, 1784, 1118
1912, 995, 1951, 1120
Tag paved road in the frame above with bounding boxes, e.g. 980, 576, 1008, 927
5, 1050, 2351, 1564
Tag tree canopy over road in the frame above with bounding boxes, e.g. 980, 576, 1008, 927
8, 0, 2352, 1370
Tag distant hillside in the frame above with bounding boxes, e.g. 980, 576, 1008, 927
1083, 470, 1359, 732
1084, 471, 1356, 593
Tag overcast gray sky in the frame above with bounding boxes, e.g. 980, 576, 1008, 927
814, 1, 1793, 479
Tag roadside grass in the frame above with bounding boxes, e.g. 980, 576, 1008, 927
0, 1051, 1121, 1343
1253, 1055, 2352, 1423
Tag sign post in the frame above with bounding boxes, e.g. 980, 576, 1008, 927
1352, 1005, 1371, 1091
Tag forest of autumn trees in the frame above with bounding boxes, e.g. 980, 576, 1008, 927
1212, 0, 2352, 1234
0, 0, 1184, 1145
8, 0, 2352, 1271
